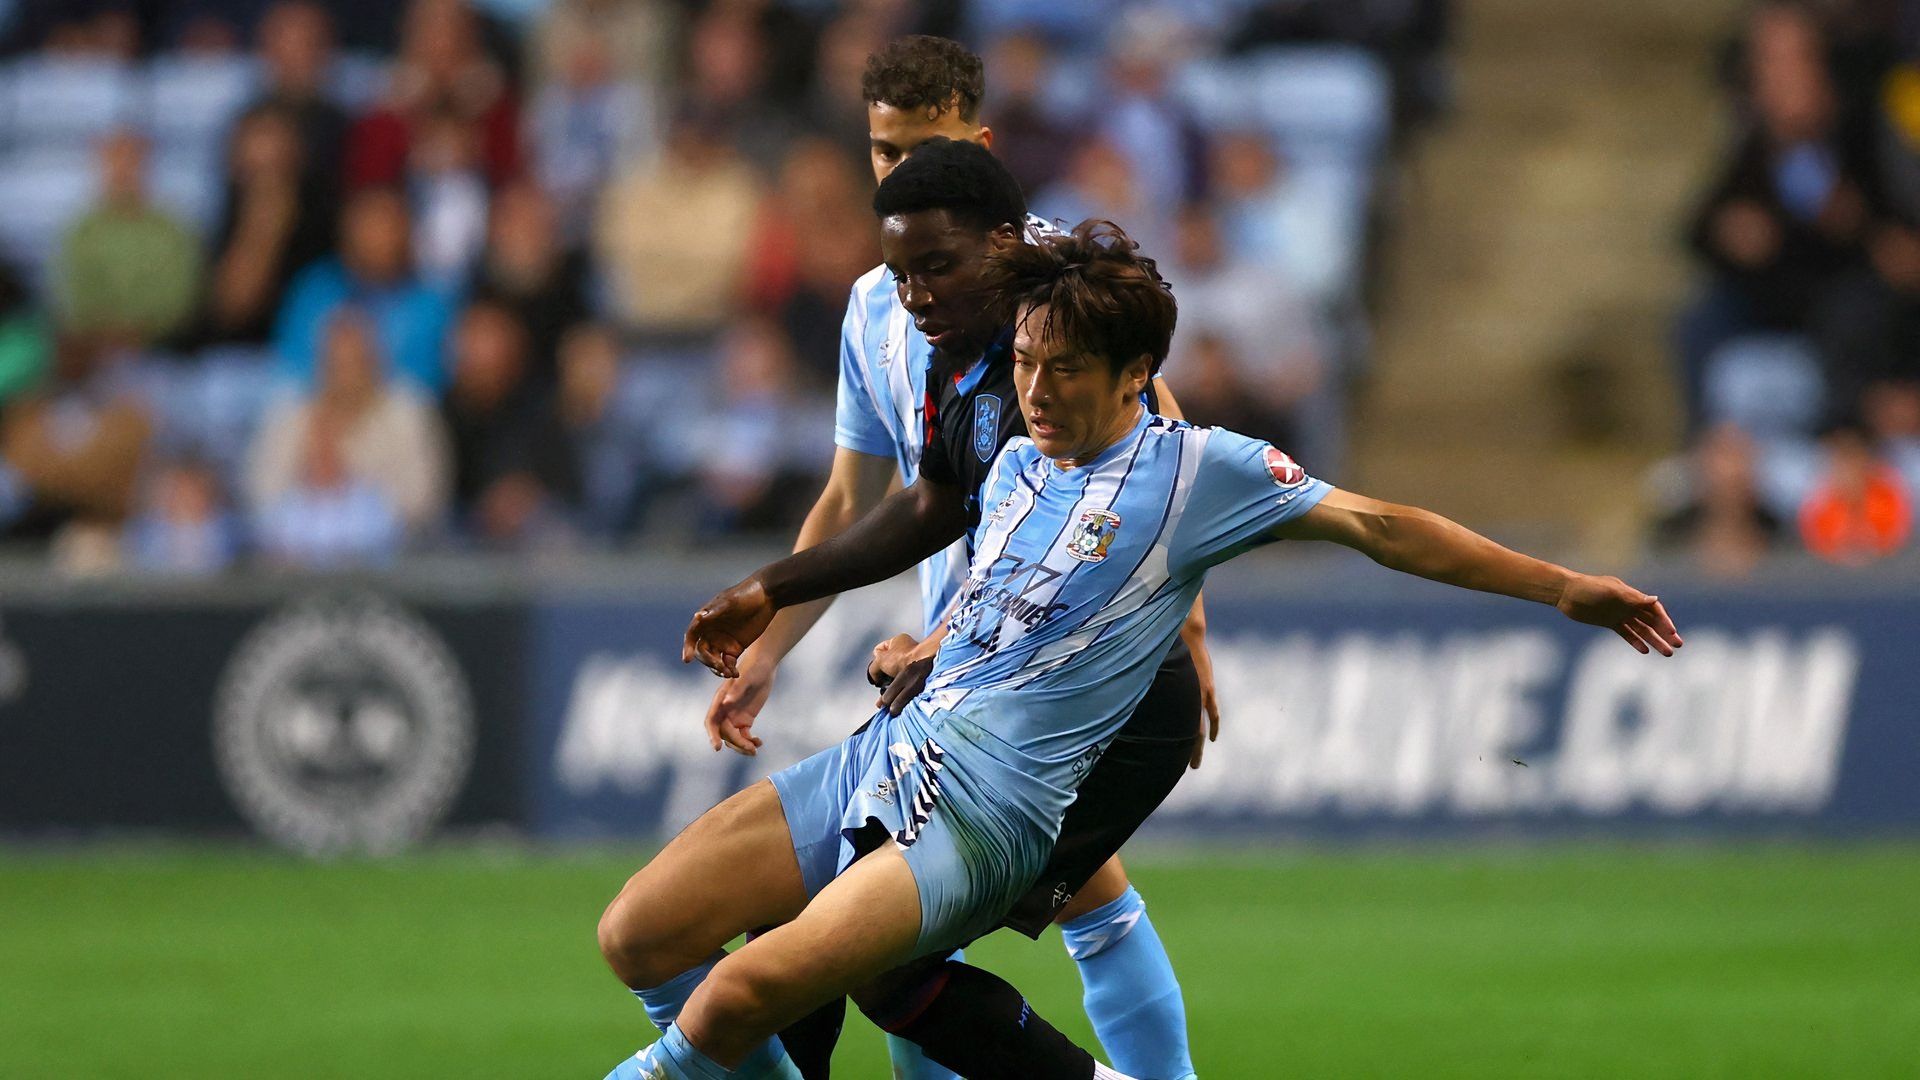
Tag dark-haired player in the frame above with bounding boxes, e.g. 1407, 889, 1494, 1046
612, 214, 1680, 1079
693, 36, 1203, 1080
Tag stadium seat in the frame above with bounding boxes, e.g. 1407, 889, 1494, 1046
145, 55, 260, 158
1752, 435, 1824, 522
0, 57, 139, 150
150, 147, 225, 236
0, 148, 101, 277
161, 348, 286, 479
1702, 335, 1826, 438
1177, 46, 1392, 168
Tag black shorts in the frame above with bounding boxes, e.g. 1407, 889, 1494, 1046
998, 648, 1200, 937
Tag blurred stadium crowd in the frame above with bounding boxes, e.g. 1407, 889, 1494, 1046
0, 0, 1442, 573
1662, 0, 1920, 575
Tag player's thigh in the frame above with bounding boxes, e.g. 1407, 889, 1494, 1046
682, 844, 924, 1051
600, 780, 808, 971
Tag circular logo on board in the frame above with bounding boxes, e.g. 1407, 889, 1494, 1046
214, 597, 474, 856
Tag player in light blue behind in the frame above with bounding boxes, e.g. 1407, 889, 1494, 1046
598, 220, 1683, 1080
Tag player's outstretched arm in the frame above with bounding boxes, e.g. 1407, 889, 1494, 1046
685, 476, 969, 677
1271, 488, 1684, 656
701, 448, 898, 752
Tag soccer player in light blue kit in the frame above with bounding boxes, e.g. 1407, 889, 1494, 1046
691, 36, 1210, 1080
600, 220, 1682, 1079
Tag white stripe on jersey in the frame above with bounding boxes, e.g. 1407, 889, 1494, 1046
930, 426, 1152, 691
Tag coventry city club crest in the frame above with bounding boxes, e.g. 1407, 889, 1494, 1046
1066, 508, 1122, 563
973, 394, 1002, 462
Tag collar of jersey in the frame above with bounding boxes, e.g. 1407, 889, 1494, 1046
951, 328, 1014, 397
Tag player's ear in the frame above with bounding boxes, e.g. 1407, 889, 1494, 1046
1124, 353, 1153, 393
987, 222, 1021, 250
975, 125, 994, 151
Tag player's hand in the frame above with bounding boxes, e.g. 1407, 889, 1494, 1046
704, 653, 773, 755
1556, 574, 1683, 656
878, 656, 934, 716
866, 633, 920, 687
1186, 629, 1223, 770
684, 576, 777, 678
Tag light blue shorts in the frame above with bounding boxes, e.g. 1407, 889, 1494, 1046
770, 702, 1070, 956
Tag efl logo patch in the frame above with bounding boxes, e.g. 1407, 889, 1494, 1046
1066, 508, 1122, 563
1265, 447, 1306, 487
973, 394, 1002, 462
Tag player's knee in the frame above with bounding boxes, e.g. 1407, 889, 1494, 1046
597, 891, 685, 989
698, 953, 782, 1030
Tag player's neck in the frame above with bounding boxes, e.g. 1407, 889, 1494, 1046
1051, 404, 1144, 471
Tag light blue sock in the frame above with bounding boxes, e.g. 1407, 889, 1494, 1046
629, 959, 802, 1079
618, 1024, 804, 1080
1060, 887, 1196, 1080
635, 952, 725, 1032
883, 947, 963, 1080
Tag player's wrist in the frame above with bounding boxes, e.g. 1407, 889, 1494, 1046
1544, 567, 1580, 610
746, 567, 793, 610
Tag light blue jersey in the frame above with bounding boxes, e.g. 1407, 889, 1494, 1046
834, 263, 966, 635
922, 410, 1330, 788
774, 409, 1329, 954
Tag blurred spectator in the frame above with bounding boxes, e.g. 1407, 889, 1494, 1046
0, 336, 153, 541
1862, 378, 1920, 493
202, 104, 337, 346
982, 30, 1075, 195
246, 1, 351, 200
1033, 138, 1171, 266
744, 137, 879, 384
469, 181, 592, 384
440, 300, 579, 544
1165, 203, 1326, 456
246, 310, 450, 538
20, 3, 140, 59
251, 406, 406, 568
122, 456, 240, 574
346, 0, 522, 190
1097, 9, 1211, 214
555, 322, 647, 537
408, 108, 493, 287
1651, 423, 1784, 578
526, 24, 658, 240
1799, 422, 1912, 563
1211, 130, 1360, 307
274, 187, 457, 393
1879, 57, 1920, 225
678, 5, 797, 173
595, 111, 761, 340
529, 0, 678, 90
695, 316, 815, 535
1676, 1, 1877, 429
802, 11, 889, 165
0, 263, 51, 408
53, 131, 204, 350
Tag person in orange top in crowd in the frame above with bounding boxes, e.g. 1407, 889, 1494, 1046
1800, 423, 1913, 562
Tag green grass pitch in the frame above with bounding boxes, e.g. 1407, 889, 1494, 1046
4, 842, 1917, 1078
